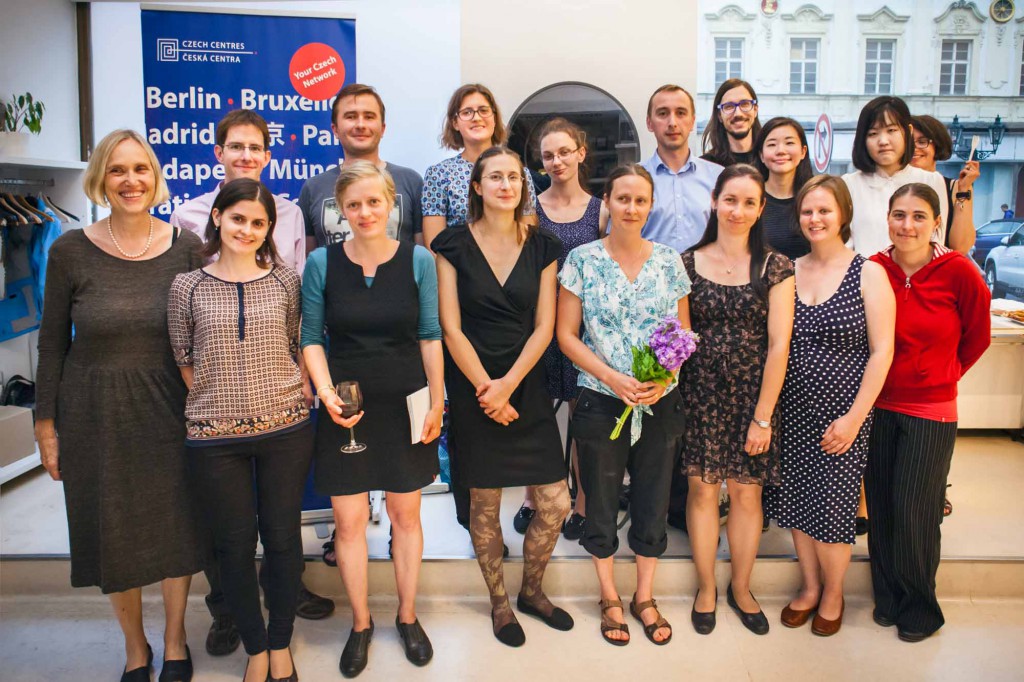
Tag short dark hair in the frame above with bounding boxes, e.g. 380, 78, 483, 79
202, 178, 280, 267
331, 83, 386, 125
216, 109, 270, 149
889, 182, 941, 220
753, 117, 814, 193
910, 115, 952, 162
441, 84, 506, 150
646, 84, 695, 119
466, 146, 532, 242
796, 174, 854, 243
701, 79, 761, 166
601, 163, 654, 201
851, 96, 915, 174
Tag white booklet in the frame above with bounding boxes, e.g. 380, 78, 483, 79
406, 385, 431, 444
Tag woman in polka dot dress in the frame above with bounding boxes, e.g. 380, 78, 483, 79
773, 175, 894, 636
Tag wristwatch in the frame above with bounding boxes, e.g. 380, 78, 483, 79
955, 189, 972, 201
752, 418, 770, 429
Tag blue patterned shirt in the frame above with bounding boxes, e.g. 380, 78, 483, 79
422, 154, 537, 228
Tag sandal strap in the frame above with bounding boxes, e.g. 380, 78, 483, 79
601, 620, 629, 633
632, 597, 658, 614
599, 598, 623, 612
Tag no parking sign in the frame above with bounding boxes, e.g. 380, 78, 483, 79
813, 113, 833, 173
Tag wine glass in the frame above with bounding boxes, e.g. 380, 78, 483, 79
336, 381, 367, 453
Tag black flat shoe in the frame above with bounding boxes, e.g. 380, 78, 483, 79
395, 617, 433, 666
562, 513, 586, 541
158, 645, 193, 682
491, 609, 525, 647
121, 644, 153, 682
897, 628, 931, 643
513, 505, 536, 534
872, 609, 896, 627
690, 588, 717, 635
295, 585, 335, 620
726, 585, 769, 635
855, 517, 869, 536
339, 619, 374, 678
516, 594, 574, 631
269, 648, 298, 682
206, 615, 241, 656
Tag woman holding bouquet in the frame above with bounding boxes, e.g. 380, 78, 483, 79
557, 164, 692, 647
681, 164, 795, 636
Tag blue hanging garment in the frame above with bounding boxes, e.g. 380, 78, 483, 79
30, 197, 62, 320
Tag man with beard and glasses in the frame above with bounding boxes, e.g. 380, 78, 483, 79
701, 79, 762, 168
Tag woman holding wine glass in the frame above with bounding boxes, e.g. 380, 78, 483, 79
301, 162, 444, 677
168, 178, 311, 682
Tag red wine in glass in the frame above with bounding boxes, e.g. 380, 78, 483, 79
336, 381, 366, 453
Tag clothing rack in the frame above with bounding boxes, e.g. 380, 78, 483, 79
0, 177, 55, 187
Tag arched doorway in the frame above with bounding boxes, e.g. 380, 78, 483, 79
507, 82, 640, 196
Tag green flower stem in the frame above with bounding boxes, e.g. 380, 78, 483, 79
610, 405, 633, 440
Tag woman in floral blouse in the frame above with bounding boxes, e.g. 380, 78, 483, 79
557, 164, 691, 647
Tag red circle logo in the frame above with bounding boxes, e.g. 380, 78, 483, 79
289, 43, 346, 101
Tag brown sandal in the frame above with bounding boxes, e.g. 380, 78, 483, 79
630, 593, 672, 645
599, 598, 630, 646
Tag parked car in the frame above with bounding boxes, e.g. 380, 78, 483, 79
984, 222, 1024, 298
971, 219, 1023, 267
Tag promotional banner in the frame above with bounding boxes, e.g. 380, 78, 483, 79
141, 9, 355, 215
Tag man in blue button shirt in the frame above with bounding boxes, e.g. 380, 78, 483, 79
641, 85, 723, 253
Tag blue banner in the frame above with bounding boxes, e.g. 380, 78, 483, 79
141, 10, 356, 215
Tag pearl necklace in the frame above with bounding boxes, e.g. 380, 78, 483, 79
107, 215, 154, 259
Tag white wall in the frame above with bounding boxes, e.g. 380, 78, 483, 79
0, 0, 81, 162
89, 0, 461, 177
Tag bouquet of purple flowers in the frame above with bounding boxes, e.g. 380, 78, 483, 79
610, 317, 699, 440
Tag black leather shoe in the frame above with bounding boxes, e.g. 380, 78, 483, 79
502, 542, 510, 559
690, 588, 717, 635
295, 584, 335, 620
872, 609, 896, 627
395, 617, 433, 666
516, 594, 574, 631
206, 615, 241, 657
618, 484, 631, 511
491, 610, 525, 648
897, 628, 931, 643
269, 648, 298, 682
855, 517, 869, 536
513, 504, 536, 534
666, 514, 687, 532
727, 584, 769, 635
340, 619, 374, 678
121, 644, 153, 682
562, 513, 586, 540
158, 645, 193, 682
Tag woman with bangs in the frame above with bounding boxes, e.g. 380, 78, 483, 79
753, 117, 814, 260
433, 146, 571, 647
843, 96, 949, 257
36, 129, 204, 681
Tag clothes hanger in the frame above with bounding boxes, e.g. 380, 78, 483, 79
0, 195, 29, 225
11, 193, 49, 223
39, 193, 76, 222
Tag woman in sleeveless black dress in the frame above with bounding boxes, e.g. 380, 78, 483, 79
433, 147, 572, 647
302, 163, 443, 674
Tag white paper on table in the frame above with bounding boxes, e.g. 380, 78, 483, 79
406, 385, 431, 444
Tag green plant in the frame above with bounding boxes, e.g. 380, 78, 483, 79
2, 93, 45, 134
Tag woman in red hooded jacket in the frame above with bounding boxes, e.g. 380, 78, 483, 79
866, 183, 990, 643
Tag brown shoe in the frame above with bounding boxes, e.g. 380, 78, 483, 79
811, 599, 844, 637
781, 601, 818, 628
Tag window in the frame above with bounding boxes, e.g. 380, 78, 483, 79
864, 39, 895, 95
940, 40, 970, 95
715, 38, 743, 89
790, 39, 819, 94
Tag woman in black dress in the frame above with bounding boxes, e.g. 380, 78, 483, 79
35, 129, 202, 681
433, 146, 572, 647
302, 163, 444, 676
753, 117, 813, 260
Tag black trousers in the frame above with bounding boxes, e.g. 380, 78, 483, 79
571, 388, 685, 559
865, 408, 957, 636
188, 423, 314, 655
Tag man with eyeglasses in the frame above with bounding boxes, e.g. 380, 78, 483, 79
299, 83, 424, 250
171, 108, 307, 274
700, 78, 762, 168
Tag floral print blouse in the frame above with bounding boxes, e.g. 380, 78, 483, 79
422, 154, 538, 228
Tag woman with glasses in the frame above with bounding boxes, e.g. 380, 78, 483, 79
909, 114, 979, 255
752, 117, 814, 260
433, 147, 572, 647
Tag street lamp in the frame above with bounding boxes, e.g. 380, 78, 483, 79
948, 115, 1005, 161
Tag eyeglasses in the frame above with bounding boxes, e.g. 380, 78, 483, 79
541, 148, 580, 163
484, 172, 523, 185
716, 99, 758, 115
914, 137, 933, 149
456, 106, 494, 121
223, 143, 266, 155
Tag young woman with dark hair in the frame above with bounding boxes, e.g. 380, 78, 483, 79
168, 178, 311, 682
910, 114, 979, 254
433, 147, 572, 647
866, 183, 990, 643
753, 117, 814, 260
842, 97, 948, 256
680, 164, 795, 636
